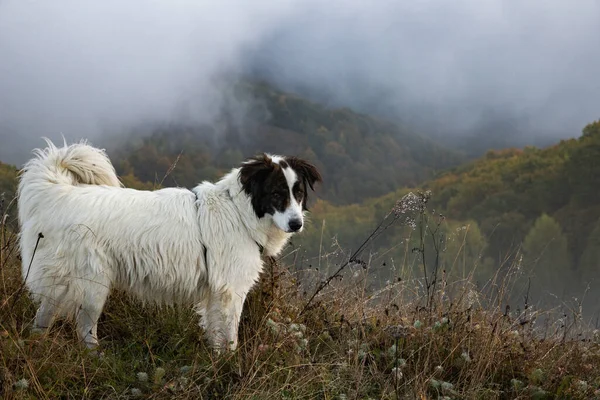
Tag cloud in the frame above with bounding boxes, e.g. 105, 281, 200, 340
0, 0, 297, 163
247, 0, 600, 140
1, 0, 599, 164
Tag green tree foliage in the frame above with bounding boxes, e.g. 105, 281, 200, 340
521, 214, 573, 302
480, 211, 530, 262
440, 220, 489, 282
579, 217, 600, 314
0, 161, 18, 229
582, 119, 600, 138
563, 125, 600, 207
0, 161, 18, 205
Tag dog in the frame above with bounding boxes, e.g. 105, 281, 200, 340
17, 139, 321, 350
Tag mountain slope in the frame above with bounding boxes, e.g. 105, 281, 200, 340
423, 120, 600, 262
108, 81, 465, 205
306, 120, 600, 262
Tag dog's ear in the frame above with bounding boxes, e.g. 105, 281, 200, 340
239, 154, 274, 218
239, 153, 273, 188
287, 157, 322, 191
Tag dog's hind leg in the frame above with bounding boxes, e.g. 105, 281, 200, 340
26, 258, 70, 335
32, 283, 69, 334
195, 299, 208, 331
74, 268, 112, 349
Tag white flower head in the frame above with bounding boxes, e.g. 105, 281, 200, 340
391, 367, 403, 380
14, 378, 29, 390
136, 372, 148, 382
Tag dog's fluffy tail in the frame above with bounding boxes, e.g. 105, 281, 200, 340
19, 138, 121, 189
18, 139, 122, 225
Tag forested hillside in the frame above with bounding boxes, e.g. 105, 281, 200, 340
107, 82, 464, 205
426, 120, 600, 263
298, 120, 600, 312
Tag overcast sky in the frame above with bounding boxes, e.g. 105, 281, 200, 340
1, 0, 599, 164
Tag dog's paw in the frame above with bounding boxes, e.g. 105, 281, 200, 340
85, 347, 105, 359
90, 349, 105, 359
29, 326, 48, 338
210, 347, 222, 357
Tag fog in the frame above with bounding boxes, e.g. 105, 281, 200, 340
247, 0, 600, 145
0, 0, 298, 163
1, 0, 600, 164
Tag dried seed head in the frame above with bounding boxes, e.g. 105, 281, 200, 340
385, 324, 410, 339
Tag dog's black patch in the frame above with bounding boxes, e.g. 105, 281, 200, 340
239, 154, 288, 218
287, 157, 322, 210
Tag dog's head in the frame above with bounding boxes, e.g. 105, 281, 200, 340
239, 154, 322, 233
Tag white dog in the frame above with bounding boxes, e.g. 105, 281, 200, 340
18, 139, 321, 350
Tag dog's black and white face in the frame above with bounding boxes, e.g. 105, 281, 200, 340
239, 154, 322, 233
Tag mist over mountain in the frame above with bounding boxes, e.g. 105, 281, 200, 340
245, 0, 600, 149
104, 81, 465, 205
1, 0, 599, 165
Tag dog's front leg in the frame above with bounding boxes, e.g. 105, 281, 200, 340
222, 290, 247, 351
202, 289, 246, 351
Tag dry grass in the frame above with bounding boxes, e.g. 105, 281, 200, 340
2, 195, 600, 400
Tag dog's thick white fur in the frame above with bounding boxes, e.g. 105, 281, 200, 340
18, 139, 320, 350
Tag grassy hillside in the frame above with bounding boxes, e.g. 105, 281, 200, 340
107, 81, 464, 205
2, 189, 600, 399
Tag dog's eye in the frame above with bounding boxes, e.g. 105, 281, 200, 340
272, 193, 283, 200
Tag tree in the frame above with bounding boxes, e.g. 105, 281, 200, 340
522, 214, 573, 304
442, 220, 489, 283
579, 218, 600, 315
582, 120, 600, 138
580, 218, 600, 291
563, 136, 600, 207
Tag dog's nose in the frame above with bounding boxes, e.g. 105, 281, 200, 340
288, 219, 303, 232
